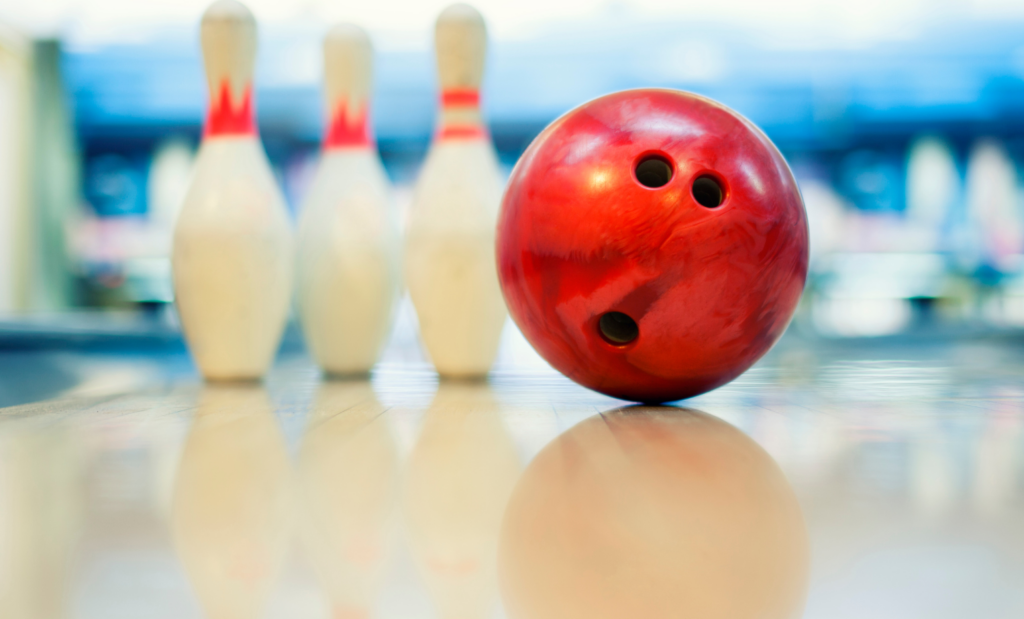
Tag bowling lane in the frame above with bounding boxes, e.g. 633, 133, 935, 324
0, 331, 1022, 619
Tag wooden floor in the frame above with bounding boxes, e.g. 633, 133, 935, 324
1, 315, 1023, 619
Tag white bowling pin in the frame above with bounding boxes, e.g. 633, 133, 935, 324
173, 0, 293, 381
297, 24, 400, 377
406, 4, 507, 378
297, 380, 400, 617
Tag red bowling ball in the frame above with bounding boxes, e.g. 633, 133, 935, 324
496, 88, 808, 403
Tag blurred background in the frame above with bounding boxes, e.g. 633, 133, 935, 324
1, 0, 1024, 339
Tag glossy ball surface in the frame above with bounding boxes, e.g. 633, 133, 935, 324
496, 88, 808, 403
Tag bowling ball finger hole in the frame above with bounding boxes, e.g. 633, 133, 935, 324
598, 312, 639, 346
634, 156, 674, 188
693, 175, 725, 208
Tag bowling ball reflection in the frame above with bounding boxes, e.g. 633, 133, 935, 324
498, 407, 808, 619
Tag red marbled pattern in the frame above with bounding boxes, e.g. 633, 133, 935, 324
496, 88, 808, 403
205, 79, 256, 137
324, 100, 372, 149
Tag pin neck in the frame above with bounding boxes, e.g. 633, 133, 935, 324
324, 99, 373, 150
438, 88, 486, 141
205, 78, 257, 137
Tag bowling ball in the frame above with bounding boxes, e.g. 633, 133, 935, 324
496, 88, 808, 403
498, 407, 809, 619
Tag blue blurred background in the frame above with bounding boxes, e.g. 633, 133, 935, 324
2, 0, 1024, 338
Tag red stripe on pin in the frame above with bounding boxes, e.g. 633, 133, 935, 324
441, 88, 481, 107
324, 100, 372, 149
439, 125, 487, 140
205, 79, 257, 137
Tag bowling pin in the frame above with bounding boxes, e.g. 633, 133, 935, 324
297, 24, 400, 376
173, 0, 293, 381
171, 386, 293, 619
297, 380, 400, 617
406, 4, 507, 378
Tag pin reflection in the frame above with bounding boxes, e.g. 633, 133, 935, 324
297, 379, 400, 618
0, 428, 83, 619
404, 381, 521, 619
171, 386, 293, 619
499, 407, 809, 619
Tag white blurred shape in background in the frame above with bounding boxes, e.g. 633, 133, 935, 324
964, 139, 1023, 273
147, 138, 195, 231
905, 135, 958, 253
813, 297, 912, 337
124, 138, 196, 303
800, 178, 848, 267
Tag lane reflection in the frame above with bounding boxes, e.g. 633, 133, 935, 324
296, 379, 400, 619
171, 386, 293, 619
404, 381, 521, 619
499, 406, 809, 619
0, 426, 83, 619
